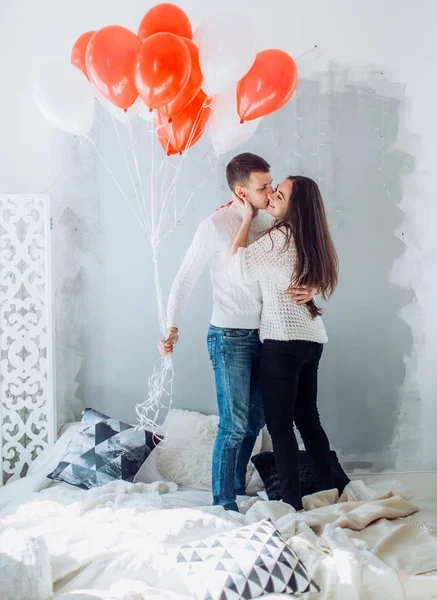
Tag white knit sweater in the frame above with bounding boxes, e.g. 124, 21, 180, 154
166, 204, 272, 329
231, 228, 328, 343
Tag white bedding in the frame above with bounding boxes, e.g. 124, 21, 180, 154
1, 475, 437, 600
1, 427, 437, 600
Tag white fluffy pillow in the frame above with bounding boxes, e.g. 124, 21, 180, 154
156, 408, 262, 490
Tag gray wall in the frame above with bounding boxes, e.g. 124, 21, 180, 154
58, 72, 415, 471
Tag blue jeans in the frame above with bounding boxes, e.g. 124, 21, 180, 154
207, 325, 265, 511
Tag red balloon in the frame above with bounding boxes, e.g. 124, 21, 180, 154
157, 91, 211, 153
237, 49, 298, 122
71, 31, 95, 79
138, 3, 192, 41
134, 33, 191, 110
160, 38, 203, 120
157, 130, 179, 156
86, 26, 141, 109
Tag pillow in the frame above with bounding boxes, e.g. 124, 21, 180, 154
27, 422, 81, 478
251, 450, 350, 501
156, 408, 262, 490
133, 445, 166, 484
48, 408, 160, 490
175, 519, 319, 599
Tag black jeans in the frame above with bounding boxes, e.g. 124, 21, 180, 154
261, 339, 335, 510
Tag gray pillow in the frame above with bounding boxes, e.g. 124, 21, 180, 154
48, 408, 160, 489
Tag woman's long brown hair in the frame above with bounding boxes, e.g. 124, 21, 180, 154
268, 176, 339, 318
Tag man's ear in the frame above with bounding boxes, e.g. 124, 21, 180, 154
234, 185, 246, 200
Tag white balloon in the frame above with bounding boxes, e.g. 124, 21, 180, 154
33, 61, 95, 136
138, 102, 155, 122
194, 12, 257, 97
208, 86, 261, 156
94, 89, 141, 123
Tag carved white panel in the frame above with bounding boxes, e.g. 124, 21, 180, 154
0, 194, 55, 485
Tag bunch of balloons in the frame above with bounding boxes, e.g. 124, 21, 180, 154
35, 3, 298, 156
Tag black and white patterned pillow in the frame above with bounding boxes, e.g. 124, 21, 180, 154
176, 519, 319, 599
48, 408, 160, 490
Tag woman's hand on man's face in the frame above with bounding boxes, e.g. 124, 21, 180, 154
234, 195, 254, 221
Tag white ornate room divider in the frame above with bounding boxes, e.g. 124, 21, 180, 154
0, 194, 55, 485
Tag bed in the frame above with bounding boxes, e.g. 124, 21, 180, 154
1, 413, 437, 600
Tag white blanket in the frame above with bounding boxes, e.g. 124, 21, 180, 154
1, 477, 437, 600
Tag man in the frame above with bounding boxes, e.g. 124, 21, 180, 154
158, 153, 316, 511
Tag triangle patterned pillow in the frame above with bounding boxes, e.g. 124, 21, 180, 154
176, 519, 319, 599
48, 408, 160, 489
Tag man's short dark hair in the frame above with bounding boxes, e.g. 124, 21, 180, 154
226, 153, 271, 192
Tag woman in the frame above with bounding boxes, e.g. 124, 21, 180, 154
230, 176, 339, 511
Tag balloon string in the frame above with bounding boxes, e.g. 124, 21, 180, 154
295, 45, 320, 63
111, 117, 150, 236
86, 135, 148, 236
111, 116, 174, 433
156, 98, 210, 242
125, 119, 159, 249
159, 130, 173, 221
157, 151, 224, 248
135, 141, 174, 433
127, 120, 152, 235
134, 109, 203, 430
89, 101, 219, 432
177, 151, 224, 224
155, 122, 183, 241
126, 120, 174, 336
150, 119, 158, 245
155, 124, 174, 241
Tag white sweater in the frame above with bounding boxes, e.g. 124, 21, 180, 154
231, 228, 328, 343
167, 204, 272, 330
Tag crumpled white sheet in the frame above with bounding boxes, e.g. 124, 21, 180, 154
0, 478, 432, 600
0, 528, 52, 600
